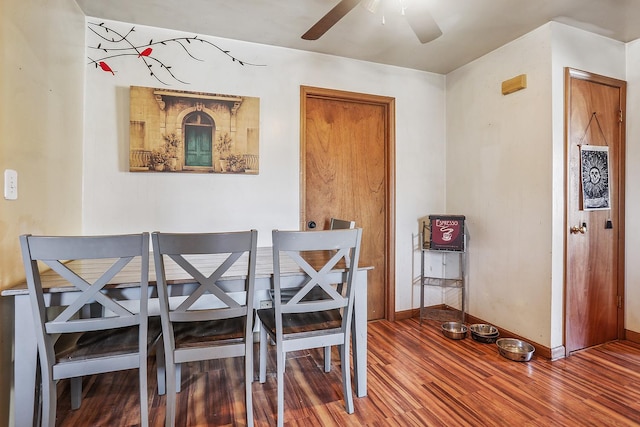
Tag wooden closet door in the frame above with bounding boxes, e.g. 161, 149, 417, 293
301, 86, 395, 321
565, 68, 626, 354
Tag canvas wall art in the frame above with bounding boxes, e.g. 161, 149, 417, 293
129, 86, 260, 174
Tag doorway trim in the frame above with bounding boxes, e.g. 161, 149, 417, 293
300, 85, 396, 321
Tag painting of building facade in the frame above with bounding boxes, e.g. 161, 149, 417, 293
129, 86, 259, 174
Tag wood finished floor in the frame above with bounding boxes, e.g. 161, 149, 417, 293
54, 318, 640, 426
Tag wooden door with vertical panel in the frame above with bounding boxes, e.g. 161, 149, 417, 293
565, 68, 625, 354
301, 86, 395, 321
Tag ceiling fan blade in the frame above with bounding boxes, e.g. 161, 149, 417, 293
405, 2, 442, 44
302, 0, 361, 40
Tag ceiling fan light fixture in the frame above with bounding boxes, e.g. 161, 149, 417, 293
361, 0, 381, 14
404, 1, 443, 43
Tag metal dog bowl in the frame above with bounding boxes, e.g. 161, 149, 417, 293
470, 324, 499, 335
470, 324, 499, 343
471, 331, 499, 343
441, 322, 467, 340
496, 338, 535, 362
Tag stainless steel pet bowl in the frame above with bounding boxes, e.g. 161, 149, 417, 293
470, 324, 499, 335
441, 322, 468, 340
470, 324, 499, 343
496, 338, 535, 362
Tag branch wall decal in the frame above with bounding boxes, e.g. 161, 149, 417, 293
87, 22, 266, 85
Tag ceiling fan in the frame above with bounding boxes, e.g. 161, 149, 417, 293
302, 0, 442, 44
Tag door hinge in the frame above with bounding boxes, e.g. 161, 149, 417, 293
619, 110, 623, 123
617, 295, 622, 308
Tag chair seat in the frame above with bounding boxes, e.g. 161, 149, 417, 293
257, 308, 342, 336
56, 319, 162, 362
172, 318, 246, 348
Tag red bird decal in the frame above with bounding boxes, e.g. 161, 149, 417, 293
98, 61, 114, 75
138, 47, 152, 57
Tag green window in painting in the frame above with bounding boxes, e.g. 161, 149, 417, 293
185, 112, 213, 167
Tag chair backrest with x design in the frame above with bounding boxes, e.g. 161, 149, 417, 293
152, 230, 257, 326
20, 233, 152, 427
271, 228, 362, 336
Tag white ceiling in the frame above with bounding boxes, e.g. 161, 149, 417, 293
74, 0, 640, 74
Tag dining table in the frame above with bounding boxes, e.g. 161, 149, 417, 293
3, 245, 371, 427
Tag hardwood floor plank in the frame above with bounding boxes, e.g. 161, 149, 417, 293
481, 375, 553, 419
52, 318, 640, 426
416, 383, 485, 426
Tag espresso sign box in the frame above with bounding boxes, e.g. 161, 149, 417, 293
428, 215, 465, 251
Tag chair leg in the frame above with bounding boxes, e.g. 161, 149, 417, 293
340, 340, 354, 414
139, 355, 149, 427
276, 341, 285, 427
175, 363, 182, 393
324, 346, 332, 372
157, 338, 180, 394
156, 340, 166, 396
41, 369, 57, 427
164, 359, 177, 427
259, 325, 267, 383
245, 339, 254, 427
70, 377, 82, 410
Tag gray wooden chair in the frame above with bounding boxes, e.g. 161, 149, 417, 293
329, 217, 356, 230
267, 217, 356, 366
19, 233, 155, 427
329, 217, 356, 269
151, 230, 257, 427
324, 217, 356, 368
257, 228, 362, 427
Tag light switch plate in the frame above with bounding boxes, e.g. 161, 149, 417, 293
4, 169, 18, 200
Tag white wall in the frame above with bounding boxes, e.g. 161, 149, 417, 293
0, 1, 85, 284
446, 25, 554, 345
446, 22, 630, 350
625, 39, 640, 334
0, 0, 86, 425
82, 19, 447, 314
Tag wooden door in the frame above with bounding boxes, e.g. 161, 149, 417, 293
565, 68, 626, 354
300, 86, 395, 321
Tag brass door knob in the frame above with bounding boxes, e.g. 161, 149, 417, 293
570, 223, 587, 234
